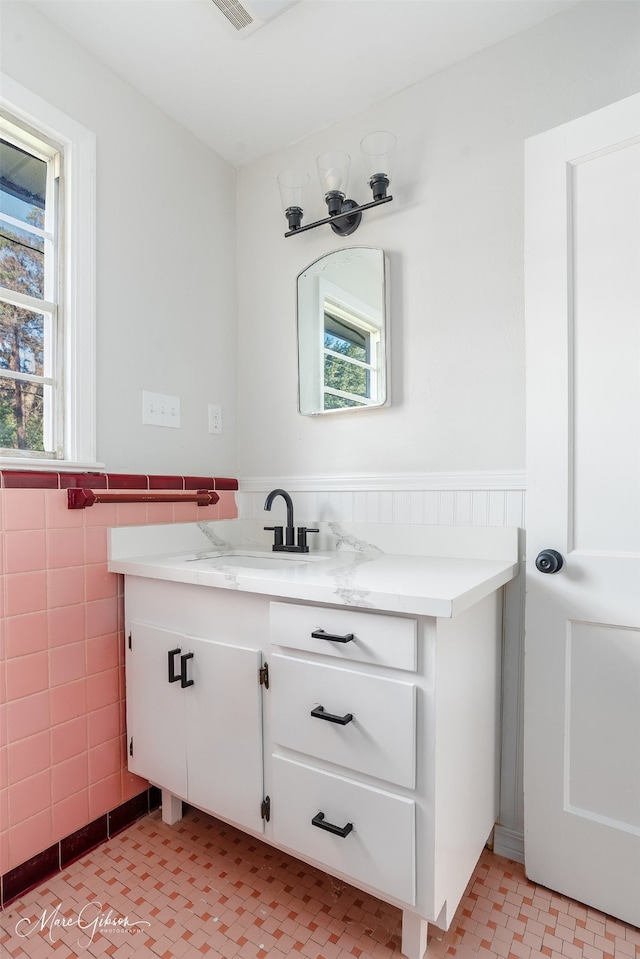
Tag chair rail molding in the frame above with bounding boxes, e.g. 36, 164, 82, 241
239, 470, 526, 492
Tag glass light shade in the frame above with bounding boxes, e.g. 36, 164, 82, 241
316, 151, 351, 196
277, 170, 309, 212
360, 131, 396, 183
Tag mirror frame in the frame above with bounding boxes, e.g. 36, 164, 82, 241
296, 247, 390, 416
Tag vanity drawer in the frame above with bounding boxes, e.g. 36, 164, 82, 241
270, 601, 417, 671
272, 755, 415, 905
271, 654, 416, 788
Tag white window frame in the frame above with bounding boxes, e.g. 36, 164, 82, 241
0, 74, 98, 468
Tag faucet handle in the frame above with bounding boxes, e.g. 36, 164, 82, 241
297, 527, 319, 552
264, 525, 284, 549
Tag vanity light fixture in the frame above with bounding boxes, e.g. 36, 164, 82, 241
278, 131, 396, 238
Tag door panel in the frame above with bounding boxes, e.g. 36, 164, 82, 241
524, 93, 640, 925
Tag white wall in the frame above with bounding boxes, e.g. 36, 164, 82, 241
0, 1, 238, 475
236, 0, 640, 479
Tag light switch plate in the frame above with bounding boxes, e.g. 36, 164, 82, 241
142, 391, 181, 428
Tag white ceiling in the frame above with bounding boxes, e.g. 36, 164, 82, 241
30, 0, 578, 167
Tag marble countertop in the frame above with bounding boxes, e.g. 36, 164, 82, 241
108, 519, 519, 618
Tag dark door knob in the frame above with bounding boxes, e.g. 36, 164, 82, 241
535, 549, 564, 573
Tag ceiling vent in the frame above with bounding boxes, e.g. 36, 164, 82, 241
210, 0, 298, 38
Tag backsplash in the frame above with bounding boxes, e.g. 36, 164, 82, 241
0, 470, 238, 891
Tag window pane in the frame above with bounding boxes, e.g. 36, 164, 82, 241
0, 301, 44, 375
0, 138, 46, 228
324, 393, 366, 411
324, 313, 368, 363
324, 353, 369, 398
0, 376, 45, 451
0, 221, 44, 298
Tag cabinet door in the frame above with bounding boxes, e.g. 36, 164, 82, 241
126, 622, 188, 797
185, 637, 265, 833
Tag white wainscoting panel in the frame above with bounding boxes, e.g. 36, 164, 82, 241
237, 471, 526, 862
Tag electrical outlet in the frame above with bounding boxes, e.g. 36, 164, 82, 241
143, 391, 181, 428
208, 404, 222, 434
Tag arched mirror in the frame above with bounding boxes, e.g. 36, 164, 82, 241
297, 247, 389, 415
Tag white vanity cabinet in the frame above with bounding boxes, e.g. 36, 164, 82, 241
113, 520, 519, 959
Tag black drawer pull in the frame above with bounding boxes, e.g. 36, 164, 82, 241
180, 652, 194, 688
311, 705, 353, 725
168, 647, 182, 683
311, 629, 354, 644
312, 812, 353, 838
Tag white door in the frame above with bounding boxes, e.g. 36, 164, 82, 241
524, 93, 640, 925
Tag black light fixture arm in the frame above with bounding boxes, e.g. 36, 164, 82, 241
284, 194, 393, 238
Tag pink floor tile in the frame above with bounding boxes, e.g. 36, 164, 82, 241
2, 808, 639, 959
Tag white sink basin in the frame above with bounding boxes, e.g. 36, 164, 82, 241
186, 549, 327, 571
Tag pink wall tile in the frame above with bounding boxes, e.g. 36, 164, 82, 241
85, 598, 118, 639
48, 603, 86, 649
52, 789, 90, 844
86, 668, 120, 712
86, 633, 120, 675
89, 772, 121, 820
115, 502, 148, 526
217, 490, 238, 520
50, 680, 87, 725
0, 472, 239, 875
0, 810, 8, 874
51, 752, 88, 803
6, 650, 49, 700
9, 768, 51, 823
145, 502, 175, 524
84, 526, 108, 564
5, 610, 48, 658
4, 530, 47, 573
85, 563, 118, 602
6, 691, 50, 742
173, 502, 198, 523
45, 489, 85, 529
47, 527, 85, 568
7, 730, 50, 785
47, 566, 85, 608
89, 738, 121, 785
51, 716, 88, 765
88, 702, 120, 748
9, 808, 52, 870
5, 571, 47, 617
84, 502, 117, 527
3, 489, 46, 531
49, 641, 87, 688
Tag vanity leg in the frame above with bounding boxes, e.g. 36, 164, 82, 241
401, 911, 429, 959
161, 790, 183, 825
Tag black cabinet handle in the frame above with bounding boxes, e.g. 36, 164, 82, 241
168, 647, 182, 683
312, 812, 353, 838
311, 705, 353, 725
180, 652, 194, 688
311, 629, 354, 644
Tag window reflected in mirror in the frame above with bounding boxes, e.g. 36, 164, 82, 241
297, 248, 389, 416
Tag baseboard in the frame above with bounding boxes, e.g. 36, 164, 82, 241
493, 824, 525, 864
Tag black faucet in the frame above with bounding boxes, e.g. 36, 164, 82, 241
264, 488, 318, 553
